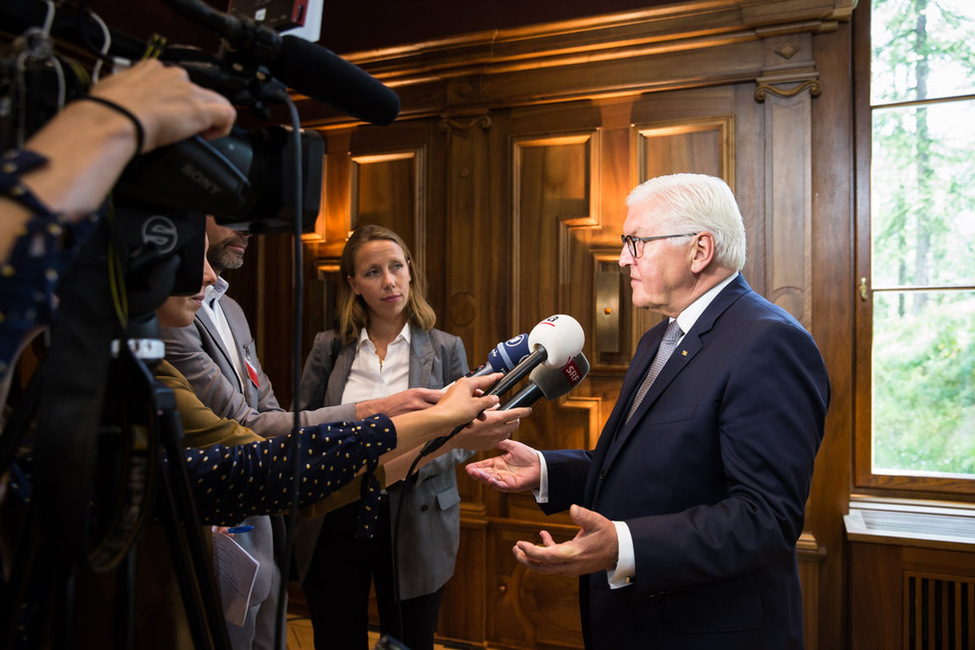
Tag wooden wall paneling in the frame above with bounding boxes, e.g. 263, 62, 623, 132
850, 542, 903, 650
809, 18, 854, 650
756, 32, 818, 329
351, 152, 421, 249
733, 82, 767, 297
850, 542, 975, 650
440, 110, 508, 371
512, 133, 595, 329
440, 519, 489, 644
635, 116, 732, 182
314, 129, 355, 258
487, 522, 585, 649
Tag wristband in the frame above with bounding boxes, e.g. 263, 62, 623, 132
73, 95, 146, 155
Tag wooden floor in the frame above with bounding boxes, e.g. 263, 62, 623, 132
285, 616, 401, 649
285, 605, 469, 650
286, 615, 461, 650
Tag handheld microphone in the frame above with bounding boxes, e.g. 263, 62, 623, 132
465, 334, 530, 379
483, 314, 585, 399
499, 353, 590, 411
165, 0, 400, 125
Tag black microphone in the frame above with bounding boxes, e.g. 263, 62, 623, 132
499, 353, 590, 411
165, 0, 400, 125
273, 35, 400, 125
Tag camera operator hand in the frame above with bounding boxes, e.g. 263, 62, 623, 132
4, 59, 236, 232
0, 59, 236, 395
88, 58, 238, 153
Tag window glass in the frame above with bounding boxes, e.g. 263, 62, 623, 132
872, 291, 975, 476
871, 100, 975, 289
869, 0, 975, 482
871, 0, 975, 105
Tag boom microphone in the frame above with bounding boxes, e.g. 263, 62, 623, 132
273, 36, 400, 125
165, 0, 401, 125
499, 353, 590, 411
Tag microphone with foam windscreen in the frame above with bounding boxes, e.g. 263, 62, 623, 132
419, 314, 585, 458
499, 353, 590, 411
271, 36, 400, 125
164, 0, 401, 125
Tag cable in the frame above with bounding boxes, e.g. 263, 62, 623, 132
274, 91, 305, 650
85, 7, 111, 82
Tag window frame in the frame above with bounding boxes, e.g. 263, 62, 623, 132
853, 0, 975, 500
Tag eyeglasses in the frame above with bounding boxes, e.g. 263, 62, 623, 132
621, 233, 699, 259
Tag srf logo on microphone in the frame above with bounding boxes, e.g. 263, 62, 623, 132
562, 359, 582, 384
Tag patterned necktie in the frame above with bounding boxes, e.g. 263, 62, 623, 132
625, 319, 682, 424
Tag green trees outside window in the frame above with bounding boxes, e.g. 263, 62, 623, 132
870, 0, 975, 478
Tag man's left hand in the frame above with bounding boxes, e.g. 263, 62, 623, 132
513, 504, 619, 576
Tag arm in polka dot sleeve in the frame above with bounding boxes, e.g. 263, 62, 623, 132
181, 414, 396, 525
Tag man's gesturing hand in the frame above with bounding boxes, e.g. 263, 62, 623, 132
465, 438, 541, 492
512, 505, 619, 576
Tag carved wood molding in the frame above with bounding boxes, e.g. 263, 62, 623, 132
439, 114, 494, 133
755, 78, 823, 101
347, 0, 855, 73
294, 1, 857, 125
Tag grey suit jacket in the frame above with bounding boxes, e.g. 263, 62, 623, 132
292, 327, 472, 600
160, 294, 357, 437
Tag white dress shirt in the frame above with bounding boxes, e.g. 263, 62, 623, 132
341, 322, 411, 405
200, 276, 245, 390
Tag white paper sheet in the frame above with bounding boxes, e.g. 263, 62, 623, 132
211, 530, 260, 627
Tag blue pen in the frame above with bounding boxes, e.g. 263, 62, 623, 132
227, 525, 254, 534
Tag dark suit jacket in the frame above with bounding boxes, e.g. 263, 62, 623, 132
542, 275, 830, 650
292, 327, 472, 600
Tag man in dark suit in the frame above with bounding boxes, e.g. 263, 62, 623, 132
467, 173, 830, 650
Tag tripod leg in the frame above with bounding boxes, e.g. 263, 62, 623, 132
0, 504, 41, 649
114, 549, 136, 650
154, 441, 229, 650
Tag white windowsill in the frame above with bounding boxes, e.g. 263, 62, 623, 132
844, 496, 975, 551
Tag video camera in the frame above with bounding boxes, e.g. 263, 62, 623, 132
0, 4, 401, 648
1, 0, 399, 292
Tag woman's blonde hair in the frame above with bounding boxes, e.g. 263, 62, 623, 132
338, 224, 436, 343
